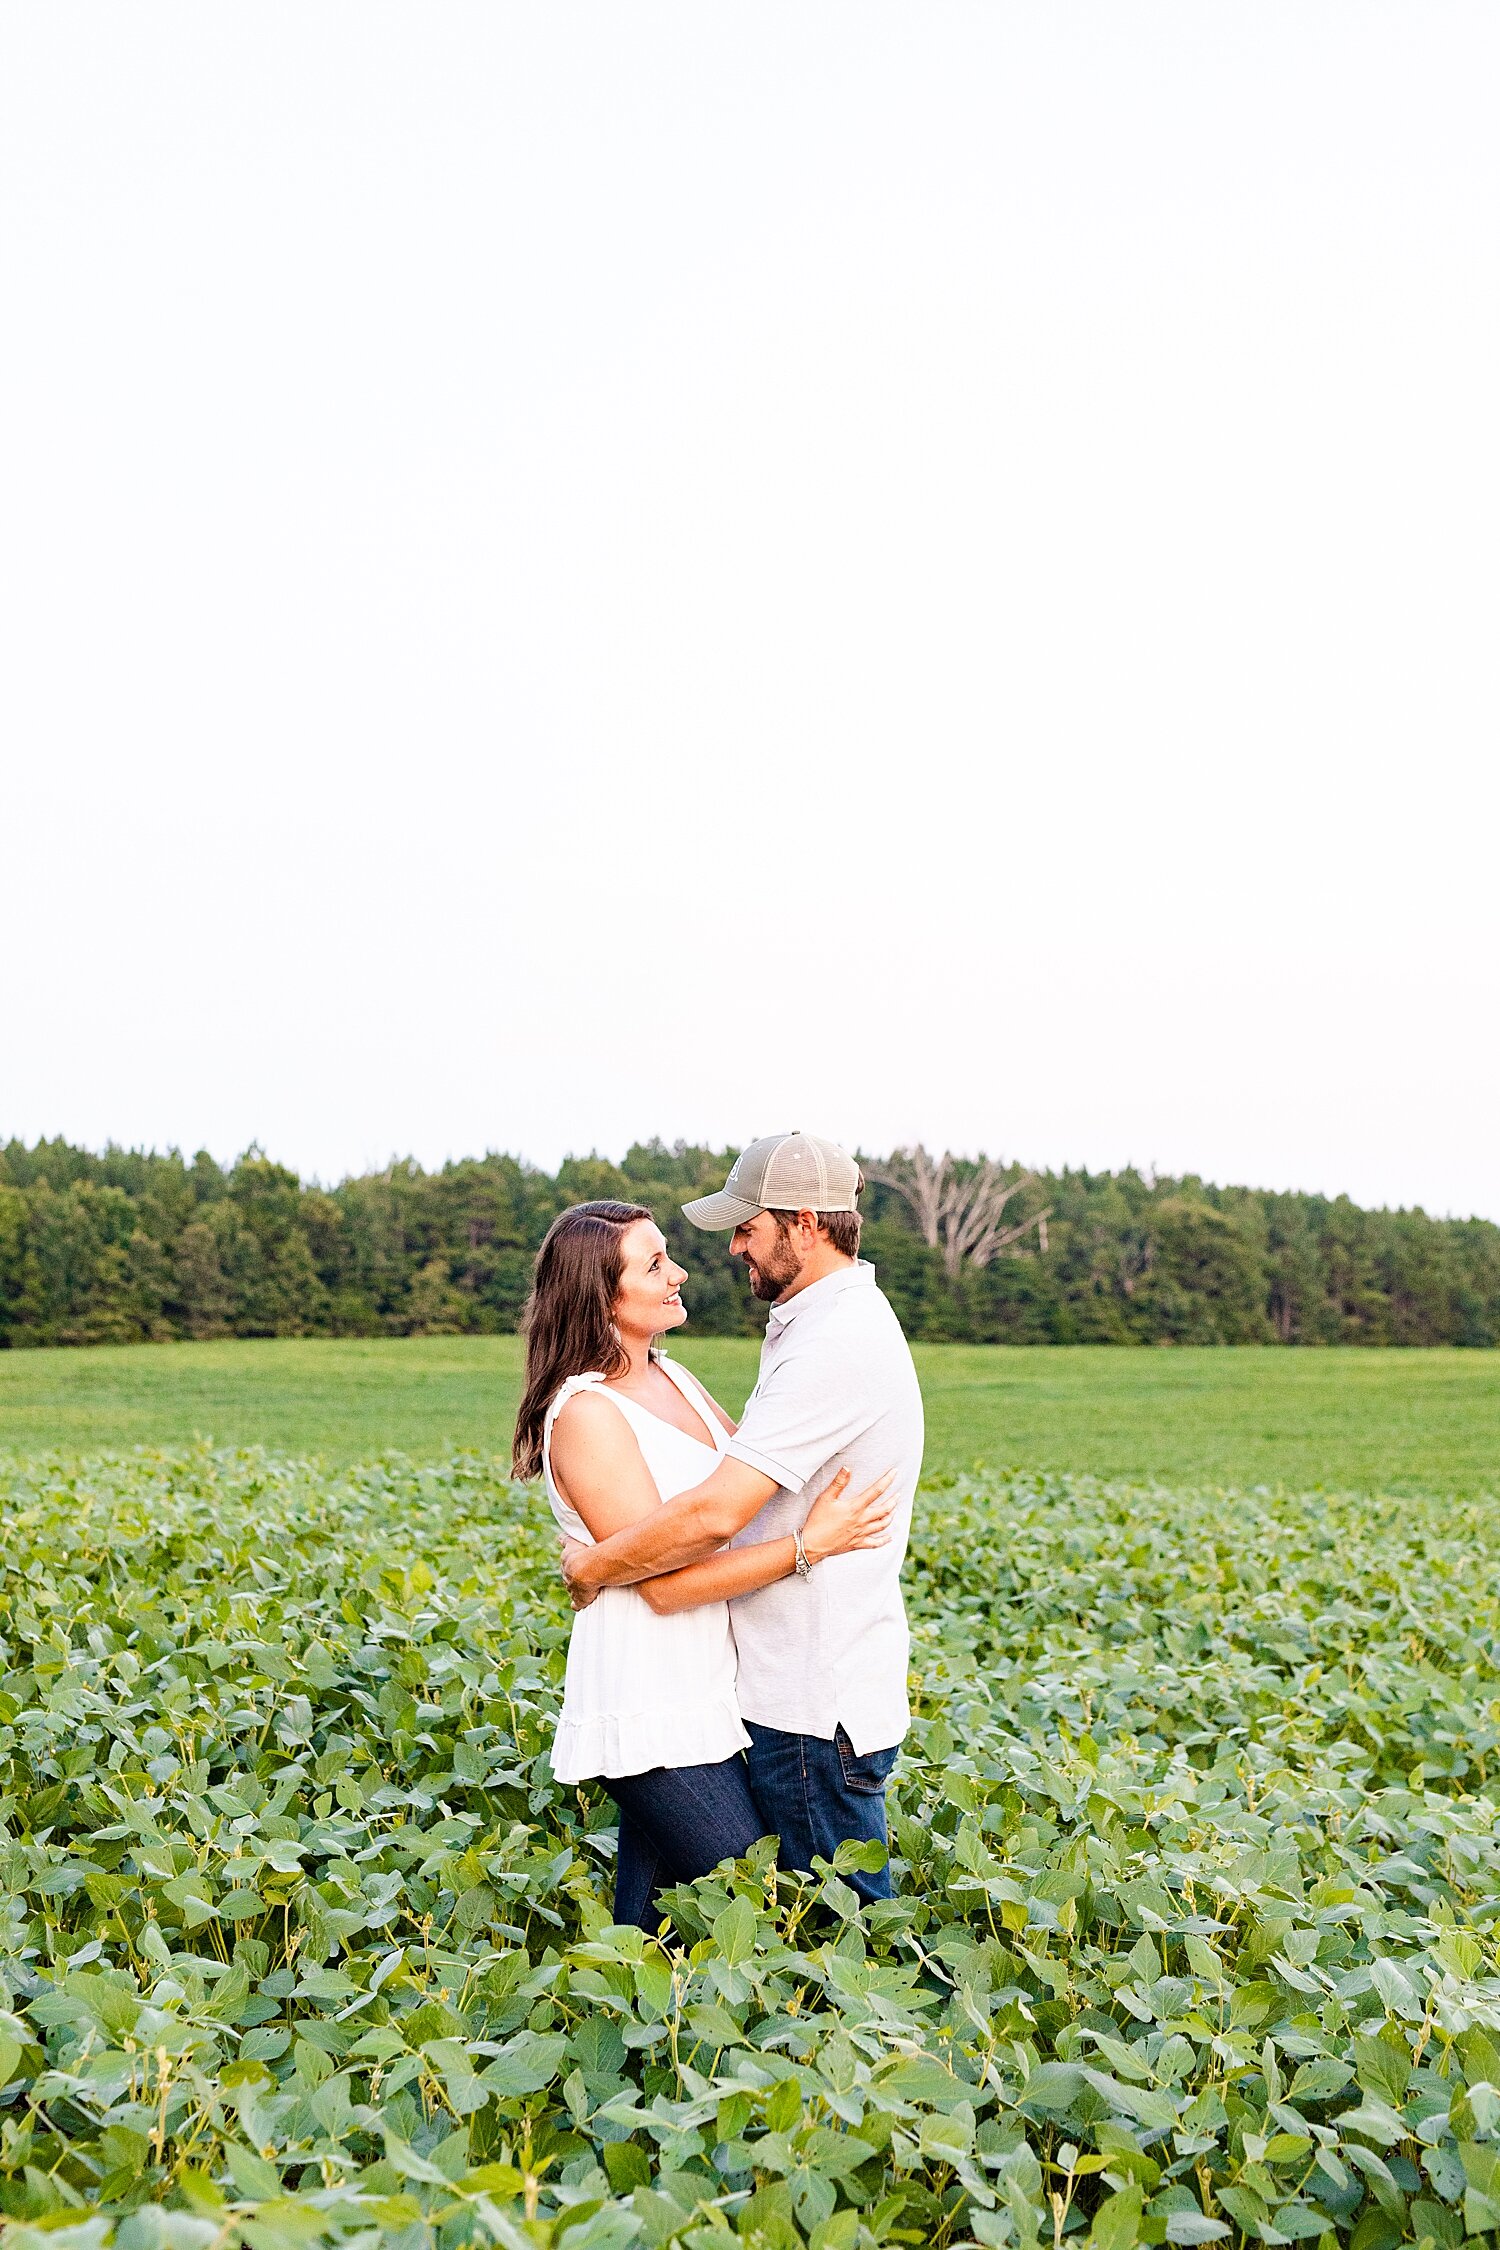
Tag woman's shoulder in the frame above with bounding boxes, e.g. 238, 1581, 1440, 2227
548, 1378, 630, 1446
545, 1372, 605, 1432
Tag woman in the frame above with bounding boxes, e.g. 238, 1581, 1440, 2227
513, 1198, 895, 1928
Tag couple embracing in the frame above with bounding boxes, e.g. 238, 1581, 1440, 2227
511, 1132, 924, 1930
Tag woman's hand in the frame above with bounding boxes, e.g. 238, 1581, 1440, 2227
800, 1467, 898, 1568
560, 1535, 600, 1610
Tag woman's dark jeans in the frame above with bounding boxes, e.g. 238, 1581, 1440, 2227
606, 1754, 767, 1930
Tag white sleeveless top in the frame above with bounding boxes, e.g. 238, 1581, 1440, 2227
542, 1357, 749, 1783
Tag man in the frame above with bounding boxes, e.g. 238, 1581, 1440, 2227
561, 1131, 924, 1901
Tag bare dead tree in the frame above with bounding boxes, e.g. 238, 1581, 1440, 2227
864, 1145, 1051, 1281
866, 1142, 947, 1249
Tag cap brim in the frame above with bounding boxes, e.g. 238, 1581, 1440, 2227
680, 1189, 762, 1231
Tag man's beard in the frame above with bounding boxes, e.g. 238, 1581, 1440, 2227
744, 1232, 804, 1302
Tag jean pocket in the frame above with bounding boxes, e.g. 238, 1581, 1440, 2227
834, 1727, 897, 1796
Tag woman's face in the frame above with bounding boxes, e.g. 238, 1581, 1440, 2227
613, 1219, 688, 1341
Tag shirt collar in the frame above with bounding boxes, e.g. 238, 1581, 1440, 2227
766, 1258, 875, 1332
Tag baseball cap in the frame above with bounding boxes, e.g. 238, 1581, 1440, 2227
681, 1132, 862, 1231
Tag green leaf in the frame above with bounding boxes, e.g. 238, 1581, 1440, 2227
765, 2075, 802, 2132
1289, 2059, 1353, 2102
479, 2030, 569, 2097
220, 1888, 267, 1919
1269, 2203, 1333, 2240
1354, 2032, 1412, 2109
381, 2132, 456, 2186
1338, 2098, 1407, 2147
1090, 2184, 1143, 2250
1021, 2062, 1085, 2112
919, 2105, 975, 2160
712, 1896, 758, 1965
811, 2215, 862, 2250
604, 2140, 652, 2193
1369, 1956, 1422, 2020
240, 2203, 332, 2250
223, 2142, 281, 2201
1082, 2068, 1180, 2134
832, 1837, 890, 1875
802, 2127, 880, 2180
634, 1953, 674, 2015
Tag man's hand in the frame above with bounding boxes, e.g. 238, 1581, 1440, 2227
560, 1536, 600, 1610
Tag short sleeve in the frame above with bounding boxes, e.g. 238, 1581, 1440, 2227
725, 1341, 876, 1494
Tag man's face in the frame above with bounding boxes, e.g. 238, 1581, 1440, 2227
730, 1211, 807, 1303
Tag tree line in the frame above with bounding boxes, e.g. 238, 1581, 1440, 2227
1, 1135, 1497, 1349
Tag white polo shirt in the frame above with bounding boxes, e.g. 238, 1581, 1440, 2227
726, 1261, 924, 1753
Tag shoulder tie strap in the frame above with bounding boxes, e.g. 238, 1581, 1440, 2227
543, 1371, 610, 1448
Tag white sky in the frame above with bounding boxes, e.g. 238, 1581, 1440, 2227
3, 5, 1497, 1217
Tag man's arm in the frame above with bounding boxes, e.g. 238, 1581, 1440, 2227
562, 1455, 780, 1594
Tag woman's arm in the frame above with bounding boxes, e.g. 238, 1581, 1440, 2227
547, 1392, 661, 1541
636, 1536, 801, 1613
561, 1466, 897, 1614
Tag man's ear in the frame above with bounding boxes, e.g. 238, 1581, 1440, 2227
796, 1208, 820, 1245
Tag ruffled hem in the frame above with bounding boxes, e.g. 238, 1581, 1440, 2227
550, 1695, 750, 1784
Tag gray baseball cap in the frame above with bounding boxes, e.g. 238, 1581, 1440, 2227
681, 1131, 862, 1231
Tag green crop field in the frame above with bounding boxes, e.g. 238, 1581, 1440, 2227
0, 1338, 1497, 2244
1, 1338, 1498, 1493
1, 1447, 1499, 2250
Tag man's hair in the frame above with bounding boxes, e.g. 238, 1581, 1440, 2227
767, 1174, 863, 1260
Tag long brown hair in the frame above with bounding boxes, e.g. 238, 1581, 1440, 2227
512, 1200, 654, 1479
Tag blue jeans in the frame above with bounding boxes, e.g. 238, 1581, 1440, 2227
605, 1755, 768, 1930
744, 1722, 898, 1904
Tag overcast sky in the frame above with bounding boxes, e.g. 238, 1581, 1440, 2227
3, 4, 1496, 1216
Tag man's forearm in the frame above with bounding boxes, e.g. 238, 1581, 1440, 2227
570, 1460, 776, 1590
571, 1491, 732, 1589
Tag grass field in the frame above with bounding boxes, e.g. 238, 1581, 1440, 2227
1, 1334, 1497, 1491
